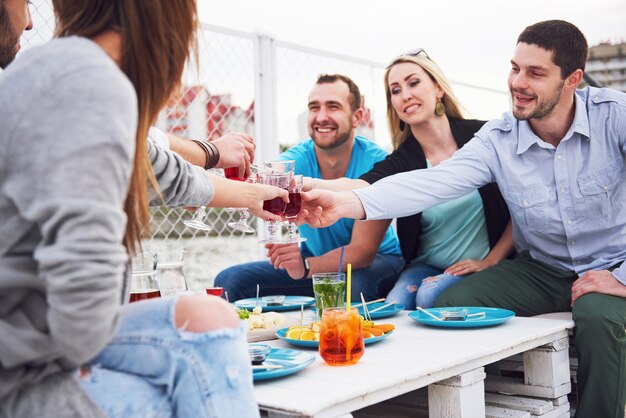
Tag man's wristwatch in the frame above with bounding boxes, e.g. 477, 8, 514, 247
301, 256, 310, 280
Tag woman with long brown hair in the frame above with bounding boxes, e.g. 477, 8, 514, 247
0, 1, 281, 416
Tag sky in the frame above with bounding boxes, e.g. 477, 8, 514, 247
197, 0, 626, 100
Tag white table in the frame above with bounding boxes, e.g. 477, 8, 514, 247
253, 312, 574, 418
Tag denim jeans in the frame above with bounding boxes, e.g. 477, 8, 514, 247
79, 296, 259, 418
215, 253, 404, 302
385, 260, 465, 310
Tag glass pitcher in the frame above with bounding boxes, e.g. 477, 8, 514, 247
155, 249, 188, 296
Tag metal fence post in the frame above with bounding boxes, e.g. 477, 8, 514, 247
254, 32, 279, 246
254, 32, 279, 162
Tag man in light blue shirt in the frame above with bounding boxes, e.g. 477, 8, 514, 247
216, 74, 403, 302
302, 21, 626, 417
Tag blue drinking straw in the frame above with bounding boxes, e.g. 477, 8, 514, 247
338, 246, 345, 275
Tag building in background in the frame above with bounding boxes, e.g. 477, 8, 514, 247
157, 86, 255, 140
586, 40, 626, 92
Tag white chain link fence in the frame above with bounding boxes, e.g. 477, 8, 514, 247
22, 1, 508, 285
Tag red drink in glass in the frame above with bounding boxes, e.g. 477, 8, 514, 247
205, 287, 224, 297
224, 167, 248, 181
284, 192, 301, 217
263, 197, 287, 215
129, 289, 161, 303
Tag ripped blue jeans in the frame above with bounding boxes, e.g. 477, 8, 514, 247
79, 296, 259, 418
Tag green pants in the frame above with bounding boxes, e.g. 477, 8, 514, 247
435, 253, 626, 418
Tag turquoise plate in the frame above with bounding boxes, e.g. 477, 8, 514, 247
408, 307, 515, 328
252, 347, 315, 381
234, 296, 315, 312
357, 302, 404, 319
275, 327, 394, 348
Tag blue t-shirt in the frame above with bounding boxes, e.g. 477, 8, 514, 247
280, 136, 401, 257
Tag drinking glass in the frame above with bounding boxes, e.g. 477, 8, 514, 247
257, 172, 291, 243
284, 174, 306, 243
319, 307, 364, 366
183, 206, 212, 231
129, 270, 161, 303
155, 249, 188, 296
312, 272, 346, 319
183, 168, 224, 231
205, 286, 224, 297
264, 160, 295, 174
225, 167, 256, 234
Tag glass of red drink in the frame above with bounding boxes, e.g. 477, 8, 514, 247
205, 286, 224, 297
129, 271, 161, 303
319, 307, 364, 366
257, 171, 291, 243
284, 174, 306, 243
224, 167, 256, 234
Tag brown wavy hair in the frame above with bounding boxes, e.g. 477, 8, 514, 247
384, 54, 465, 150
51, 0, 198, 253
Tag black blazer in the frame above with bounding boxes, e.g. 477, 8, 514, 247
360, 118, 510, 263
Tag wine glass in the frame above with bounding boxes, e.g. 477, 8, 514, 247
183, 206, 212, 231
257, 172, 291, 243
264, 160, 295, 174
284, 174, 306, 243
182, 168, 224, 231
225, 167, 256, 234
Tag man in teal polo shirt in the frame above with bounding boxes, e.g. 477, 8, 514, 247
215, 74, 403, 302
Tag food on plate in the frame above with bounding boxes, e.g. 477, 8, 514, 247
237, 305, 286, 330
372, 323, 395, 334
283, 318, 394, 341
285, 327, 319, 341
236, 308, 250, 320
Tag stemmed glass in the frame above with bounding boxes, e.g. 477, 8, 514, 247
257, 171, 291, 243
182, 168, 225, 232
225, 167, 256, 234
284, 174, 306, 243
264, 160, 295, 174
183, 206, 212, 231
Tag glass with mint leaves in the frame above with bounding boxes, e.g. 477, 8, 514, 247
312, 273, 346, 320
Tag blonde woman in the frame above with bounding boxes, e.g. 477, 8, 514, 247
307, 50, 513, 309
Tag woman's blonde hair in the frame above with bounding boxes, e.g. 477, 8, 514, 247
52, 0, 198, 253
384, 53, 465, 150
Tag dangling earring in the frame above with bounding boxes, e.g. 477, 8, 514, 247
435, 99, 445, 116
399, 120, 406, 131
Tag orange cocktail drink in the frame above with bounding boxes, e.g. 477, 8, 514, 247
319, 307, 364, 366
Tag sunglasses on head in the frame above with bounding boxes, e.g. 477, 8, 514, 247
387, 48, 431, 68
401, 48, 430, 59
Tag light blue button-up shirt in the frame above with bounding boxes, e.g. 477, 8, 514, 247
355, 87, 626, 284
